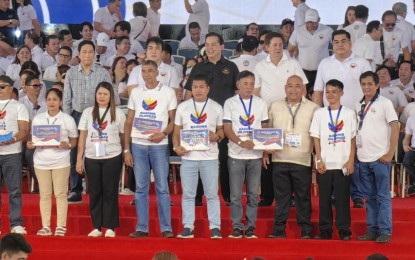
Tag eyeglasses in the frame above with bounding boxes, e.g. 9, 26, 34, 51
0, 84, 10, 89
29, 84, 43, 89
384, 23, 396, 27
59, 53, 71, 58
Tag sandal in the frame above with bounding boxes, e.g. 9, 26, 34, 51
37, 226, 52, 236
55, 226, 67, 236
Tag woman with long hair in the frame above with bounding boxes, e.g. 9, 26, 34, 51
76, 82, 126, 238
27, 88, 78, 236
337, 6, 356, 30
6, 45, 32, 81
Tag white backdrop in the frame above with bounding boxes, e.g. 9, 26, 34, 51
123, 0, 415, 25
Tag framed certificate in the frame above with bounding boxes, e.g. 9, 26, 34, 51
131, 118, 162, 139
252, 128, 283, 150
180, 129, 210, 151
32, 125, 61, 146
0, 131, 13, 143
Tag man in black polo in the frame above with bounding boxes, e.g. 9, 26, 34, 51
0, 0, 19, 44
184, 32, 239, 204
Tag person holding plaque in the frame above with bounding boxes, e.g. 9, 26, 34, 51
76, 82, 126, 238
124, 60, 177, 238
265, 75, 319, 239
0, 75, 29, 235
173, 74, 224, 239
309, 79, 356, 240
27, 88, 78, 236
223, 71, 268, 239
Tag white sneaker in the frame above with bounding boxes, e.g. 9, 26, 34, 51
105, 229, 115, 238
88, 229, 102, 237
119, 188, 134, 196
11, 226, 27, 235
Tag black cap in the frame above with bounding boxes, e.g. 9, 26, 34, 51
281, 18, 294, 27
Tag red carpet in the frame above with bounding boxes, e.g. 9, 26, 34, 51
1, 190, 415, 259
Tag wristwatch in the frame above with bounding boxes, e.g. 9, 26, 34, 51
123, 149, 130, 153
237, 140, 242, 146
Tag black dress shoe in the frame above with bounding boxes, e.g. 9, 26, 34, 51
339, 230, 352, 241
268, 231, 286, 239
258, 199, 272, 207
315, 231, 332, 240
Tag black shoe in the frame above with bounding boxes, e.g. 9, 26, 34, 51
268, 231, 286, 239
357, 232, 377, 241
376, 234, 391, 243
258, 199, 272, 207
245, 227, 257, 239
353, 198, 365, 208
67, 192, 82, 204
301, 231, 312, 239
228, 228, 243, 239
408, 184, 415, 196
129, 231, 148, 238
315, 231, 332, 240
339, 230, 351, 241
162, 231, 174, 238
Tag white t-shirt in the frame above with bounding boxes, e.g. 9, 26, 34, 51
129, 16, 151, 42
78, 107, 126, 159
314, 54, 372, 109
254, 53, 308, 107
147, 8, 160, 37
396, 16, 415, 53
19, 95, 47, 121
352, 34, 380, 71
383, 28, 408, 63
400, 102, 415, 124
289, 23, 333, 71
175, 98, 223, 160
231, 54, 258, 73
186, 0, 210, 36
310, 106, 357, 170
32, 111, 78, 169
127, 62, 180, 89
179, 33, 206, 49
379, 86, 408, 109
355, 96, 398, 162
344, 21, 367, 44
223, 95, 268, 159
390, 78, 415, 99
104, 53, 136, 68
30, 45, 43, 62
128, 83, 177, 145
17, 4, 37, 31
106, 38, 145, 57
93, 6, 119, 39
33, 51, 57, 72
6, 63, 21, 82
0, 99, 29, 155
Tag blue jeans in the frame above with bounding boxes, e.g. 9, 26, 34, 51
180, 159, 220, 230
359, 160, 392, 235
228, 158, 261, 230
0, 153, 24, 228
132, 144, 171, 232
350, 162, 364, 200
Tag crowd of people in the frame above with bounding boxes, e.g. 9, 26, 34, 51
0, 0, 414, 246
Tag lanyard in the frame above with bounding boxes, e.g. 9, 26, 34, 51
0, 99, 12, 114
286, 100, 301, 131
193, 98, 208, 119
47, 118, 57, 125
240, 95, 253, 129
96, 107, 110, 137
328, 106, 342, 146
358, 93, 378, 131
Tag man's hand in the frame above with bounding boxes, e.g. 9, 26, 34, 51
380, 153, 394, 164
174, 146, 187, 156
239, 140, 254, 150
148, 132, 166, 143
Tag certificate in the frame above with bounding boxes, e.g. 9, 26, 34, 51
252, 128, 283, 150
180, 129, 209, 151
0, 131, 13, 142
131, 118, 162, 139
32, 125, 61, 146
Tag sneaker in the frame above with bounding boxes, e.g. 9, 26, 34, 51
301, 231, 312, 239
162, 231, 174, 238
357, 232, 377, 241
88, 229, 102, 237
376, 234, 391, 243
129, 231, 148, 238
55, 227, 66, 237
228, 228, 243, 239
177, 228, 194, 239
67, 192, 82, 204
210, 228, 222, 239
315, 231, 332, 240
105, 229, 115, 238
268, 231, 286, 239
119, 188, 134, 196
245, 228, 257, 239
339, 230, 352, 241
11, 226, 27, 235
408, 184, 415, 196
36, 226, 52, 236
353, 198, 365, 208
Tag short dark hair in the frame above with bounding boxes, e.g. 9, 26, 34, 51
0, 234, 32, 256
21, 61, 40, 78
189, 22, 201, 30
382, 10, 397, 21
25, 31, 40, 45
332, 29, 351, 41
259, 30, 271, 39
192, 74, 208, 85
58, 65, 71, 79
326, 79, 344, 90
12, 87, 18, 97
0, 75, 14, 86
241, 36, 259, 52
245, 22, 259, 31
366, 20, 381, 33
146, 37, 165, 51
127, 59, 139, 68
114, 21, 131, 34
59, 46, 73, 57
264, 32, 283, 46
52, 82, 64, 90
375, 65, 392, 76
78, 40, 95, 52
19, 69, 35, 78
399, 60, 413, 71
25, 73, 39, 86
238, 70, 255, 81
355, 5, 369, 19
205, 32, 224, 45
366, 253, 389, 260
164, 43, 172, 56
360, 71, 379, 84
133, 2, 147, 17
58, 29, 71, 41
80, 21, 93, 32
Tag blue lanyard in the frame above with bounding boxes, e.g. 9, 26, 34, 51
239, 95, 253, 129
328, 105, 342, 145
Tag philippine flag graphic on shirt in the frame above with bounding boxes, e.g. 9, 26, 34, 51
0, 111, 6, 119
328, 120, 344, 133
93, 120, 108, 131
239, 114, 255, 126
142, 99, 157, 110
190, 112, 207, 124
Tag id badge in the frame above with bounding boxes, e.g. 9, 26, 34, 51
285, 133, 301, 147
95, 142, 106, 157
356, 134, 363, 148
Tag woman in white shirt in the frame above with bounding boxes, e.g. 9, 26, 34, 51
76, 82, 126, 238
6, 45, 32, 82
27, 88, 78, 236
16, 0, 41, 44
129, 2, 151, 43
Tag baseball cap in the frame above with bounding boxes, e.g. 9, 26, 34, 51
305, 9, 319, 23
281, 18, 294, 27
96, 33, 109, 47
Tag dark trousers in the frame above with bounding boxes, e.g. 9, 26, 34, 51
272, 162, 312, 234
317, 169, 351, 233
219, 138, 230, 201
69, 111, 83, 194
260, 155, 274, 202
85, 154, 122, 229
303, 69, 317, 97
